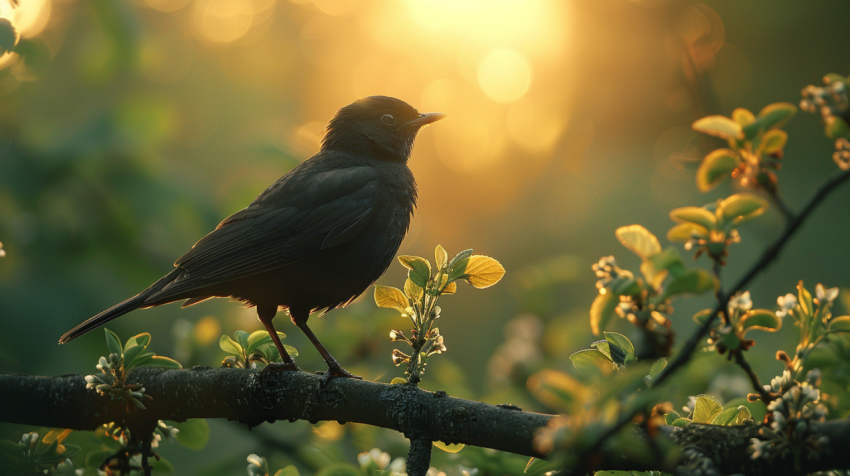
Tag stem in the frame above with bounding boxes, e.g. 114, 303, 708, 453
574, 167, 850, 468
766, 187, 795, 223
405, 437, 432, 476
734, 352, 772, 403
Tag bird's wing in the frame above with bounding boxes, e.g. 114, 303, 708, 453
147, 165, 380, 302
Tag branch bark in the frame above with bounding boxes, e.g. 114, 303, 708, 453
1, 368, 850, 475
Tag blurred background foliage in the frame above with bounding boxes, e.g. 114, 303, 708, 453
1, 0, 849, 474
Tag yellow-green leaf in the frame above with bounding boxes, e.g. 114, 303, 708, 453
441, 281, 457, 295
692, 115, 744, 140
671, 418, 692, 427
219, 335, 243, 355
692, 395, 723, 424
434, 441, 464, 453
740, 309, 782, 334
590, 291, 619, 335
615, 225, 661, 259
798, 281, 813, 317
735, 405, 753, 424
697, 148, 740, 192
390, 377, 407, 385
604, 332, 635, 360
667, 222, 708, 242
435, 245, 448, 270
757, 102, 797, 130
570, 349, 615, 376
670, 207, 716, 230
404, 278, 424, 302
374, 285, 408, 312
732, 108, 755, 126
718, 193, 768, 225
274, 466, 301, 476
828, 316, 850, 333
826, 115, 850, 140
398, 255, 431, 288
171, 419, 210, 450
124, 333, 151, 352
760, 129, 787, 154
660, 269, 716, 301
452, 255, 505, 289
527, 369, 587, 410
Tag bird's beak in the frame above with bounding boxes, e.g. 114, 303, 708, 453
404, 112, 447, 128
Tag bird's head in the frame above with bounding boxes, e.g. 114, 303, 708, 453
322, 96, 446, 163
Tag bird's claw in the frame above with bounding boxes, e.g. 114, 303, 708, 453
316, 365, 361, 391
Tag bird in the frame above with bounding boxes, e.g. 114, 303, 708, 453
59, 96, 446, 379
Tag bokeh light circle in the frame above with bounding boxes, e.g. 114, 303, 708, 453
192, 0, 254, 44
477, 48, 532, 103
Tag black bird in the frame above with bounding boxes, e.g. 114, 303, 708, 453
59, 96, 445, 378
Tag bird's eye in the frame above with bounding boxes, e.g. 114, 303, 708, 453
381, 114, 396, 125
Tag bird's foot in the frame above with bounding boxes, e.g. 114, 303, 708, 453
316, 364, 361, 391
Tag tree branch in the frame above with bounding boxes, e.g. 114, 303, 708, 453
2, 368, 850, 475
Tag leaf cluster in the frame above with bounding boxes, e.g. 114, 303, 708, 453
219, 330, 297, 369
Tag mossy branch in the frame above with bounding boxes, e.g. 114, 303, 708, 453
2, 368, 850, 474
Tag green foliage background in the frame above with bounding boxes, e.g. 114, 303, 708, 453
1, 1, 850, 474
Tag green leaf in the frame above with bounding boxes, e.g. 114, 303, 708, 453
435, 245, 448, 269
122, 345, 145, 370
735, 405, 753, 424
234, 330, 250, 351
128, 352, 156, 368
740, 309, 782, 334
105, 329, 123, 357
615, 225, 661, 259
696, 148, 740, 192
825, 115, 850, 140
692, 395, 723, 424
667, 222, 708, 243
649, 358, 667, 378
524, 457, 558, 474
692, 309, 715, 326
246, 331, 270, 353
664, 410, 682, 426
692, 115, 744, 140
590, 291, 619, 335
756, 102, 797, 130
570, 349, 614, 375
274, 466, 301, 476
828, 316, 850, 333
219, 335, 243, 356
671, 417, 692, 427
731, 108, 755, 127
434, 441, 465, 453
660, 269, 716, 301
591, 340, 613, 361
449, 255, 505, 289
604, 332, 635, 362
448, 249, 473, 270
760, 129, 788, 154
124, 333, 151, 352
398, 255, 431, 288
798, 281, 814, 317
0, 19, 16, 56
147, 356, 182, 369
718, 193, 768, 225
670, 206, 716, 231
647, 247, 686, 277
374, 285, 409, 312
171, 419, 210, 450
712, 407, 738, 425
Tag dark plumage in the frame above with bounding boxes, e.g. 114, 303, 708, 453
59, 96, 445, 377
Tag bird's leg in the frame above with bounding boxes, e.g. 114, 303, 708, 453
257, 304, 300, 373
293, 317, 361, 380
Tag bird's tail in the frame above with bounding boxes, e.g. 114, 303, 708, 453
58, 268, 182, 344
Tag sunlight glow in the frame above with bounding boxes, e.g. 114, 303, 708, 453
478, 49, 532, 104
192, 0, 254, 43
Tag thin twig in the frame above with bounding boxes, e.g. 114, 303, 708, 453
577, 167, 850, 466
766, 187, 795, 223
734, 352, 772, 403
